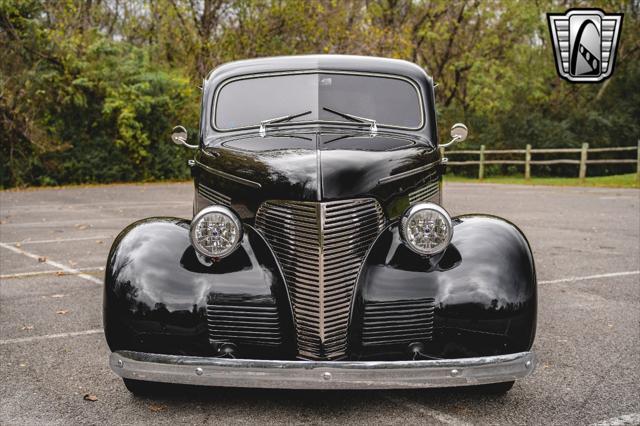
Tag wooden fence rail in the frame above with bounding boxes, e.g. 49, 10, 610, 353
442, 140, 640, 182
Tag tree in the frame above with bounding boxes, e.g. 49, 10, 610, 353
1, 0, 637, 187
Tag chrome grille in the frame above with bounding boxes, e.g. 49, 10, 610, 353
409, 173, 440, 204
206, 304, 282, 346
198, 183, 231, 206
362, 299, 435, 346
255, 198, 385, 360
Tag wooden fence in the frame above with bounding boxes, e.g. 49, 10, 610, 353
442, 140, 640, 181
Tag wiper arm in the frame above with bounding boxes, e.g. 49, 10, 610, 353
322, 107, 378, 136
259, 110, 312, 137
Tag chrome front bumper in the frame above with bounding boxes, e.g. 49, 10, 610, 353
110, 350, 536, 390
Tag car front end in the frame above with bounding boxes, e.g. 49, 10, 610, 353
104, 55, 537, 393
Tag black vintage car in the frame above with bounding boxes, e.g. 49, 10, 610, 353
104, 55, 536, 394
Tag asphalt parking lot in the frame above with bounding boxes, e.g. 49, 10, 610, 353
1, 182, 638, 425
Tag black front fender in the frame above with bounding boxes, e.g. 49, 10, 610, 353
350, 215, 537, 359
103, 218, 295, 358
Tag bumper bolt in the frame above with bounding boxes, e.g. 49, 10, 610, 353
117, 359, 123, 368
450, 369, 460, 377
525, 360, 532, 369
322, 372, 332, 381
195, 367, 203, 376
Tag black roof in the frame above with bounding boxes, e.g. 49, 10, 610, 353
206, 55, 431, 84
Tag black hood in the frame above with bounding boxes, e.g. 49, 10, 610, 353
195, 130, 439, 219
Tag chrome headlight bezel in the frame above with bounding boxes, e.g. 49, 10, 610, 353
190, 205, 243, 259
400, 203, 453, 256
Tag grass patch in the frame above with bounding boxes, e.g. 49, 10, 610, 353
444, 173, 639, 188
1, 179, 192, 192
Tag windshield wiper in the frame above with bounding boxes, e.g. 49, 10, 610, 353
259, 110, 312, 137
322, 107, 378, 136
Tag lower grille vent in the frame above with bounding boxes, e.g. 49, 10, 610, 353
409, 173, 440, 204
206, 304, 282, 346
362, 299, 435, 346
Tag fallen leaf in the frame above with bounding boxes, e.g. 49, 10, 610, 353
21, 325, 34, 330
56, 271, 65, 276
50, 294, 64, 298
83, 394, 98, 402
38, 256, 47, 263
96, 240, 104, 244
75, 224, 89, 230
148, 404, 167, 412
56, 310, 69, 315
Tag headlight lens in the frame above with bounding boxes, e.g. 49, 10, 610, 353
400, 203, 453, 256
190, 206, 242, 258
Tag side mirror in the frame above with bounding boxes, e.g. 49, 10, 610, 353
171, 125, 198, 149
440, 123, 468, 148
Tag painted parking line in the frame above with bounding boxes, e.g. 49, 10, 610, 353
384, 395, 471, 426
0, 200, 189, 210
1, 235, 113, 245
0, 242, 102, 285
539, 270, 639, 285
0, 329, 103, 345
0, 266, 104, 280
590, 413, 640, 426
0, 218, 132, 228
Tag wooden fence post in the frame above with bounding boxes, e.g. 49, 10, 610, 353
525, 144, 532, 180
479, 145, 485, 180
636, 139, 640, 184
579, 143, 589, 182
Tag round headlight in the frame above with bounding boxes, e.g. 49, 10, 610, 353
400, 203, 453, 256
190, 206, 242, 258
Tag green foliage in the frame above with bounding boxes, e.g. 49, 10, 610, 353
445, 173, 639, 189
1, 0, 638, 187
1, 1, 197, 187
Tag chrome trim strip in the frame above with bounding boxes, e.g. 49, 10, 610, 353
211, 70, 426, 132
408, 173, 440, 204
198, 183, 231, 206
316, 136, 323, 201
378, 161, 438, 185
110, 350, 536, 390
194, 159, 262, 189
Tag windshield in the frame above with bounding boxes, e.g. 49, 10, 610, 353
213, 72, 423, 131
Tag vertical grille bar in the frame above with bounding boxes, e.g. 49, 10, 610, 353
255, 198, 384, 360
